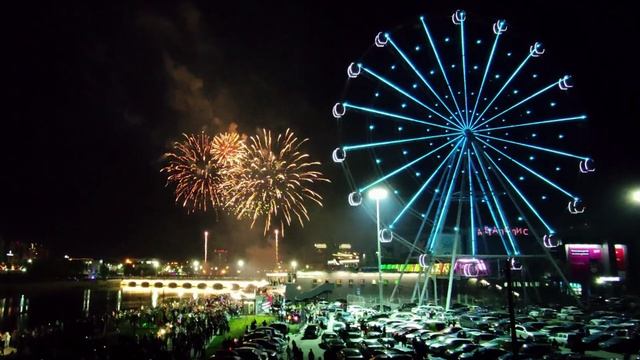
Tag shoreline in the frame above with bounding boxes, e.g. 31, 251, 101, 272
0, 278, 121, 293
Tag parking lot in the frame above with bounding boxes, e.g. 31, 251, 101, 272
213, 297, 640, 359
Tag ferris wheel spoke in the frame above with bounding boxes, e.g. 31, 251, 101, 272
471, 141, 520, 255
467, 149, 477, 256
425, 157, 455, 251
385, 35, 464, 127
470, 161, 513, 256
453, 10, 470, 127
359, 136, 461, 193
359, 65, 461, 128
475, 115, 587, 133
390, 139, 463, 228
420, 15, 465, 123
470, 51, 534, 128
342, 133, 453, 152
342, 103, 459, 131
476, 133, 590, 160
427, 138, 467, 252
478, 138, 577, 199
470, 21, 504, 127
472, 79, 561, 130
484, 152, 555, 234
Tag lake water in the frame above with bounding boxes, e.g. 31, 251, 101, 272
0, 281, 183, 332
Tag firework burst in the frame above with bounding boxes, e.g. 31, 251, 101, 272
162, 132, 224, 213
211, 132, 245, 166
225, 128, 329, 234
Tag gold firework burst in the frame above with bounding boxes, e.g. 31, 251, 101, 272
161, 132, 224, 212
225, 128, 329, 234
211, 132, 245, 166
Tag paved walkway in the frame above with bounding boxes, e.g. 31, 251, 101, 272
2, 347, 17, 356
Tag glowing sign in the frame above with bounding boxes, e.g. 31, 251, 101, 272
430, 262, 451, 276
565, 244, 603, 279
380, 264, 422, 273
595, 276, 621, 284
615, 244, 627, 271
314, 243, 327, 249
454, 258, 489, 277
379, 263, 451, 275
339, 244, 352, 250
477, 226, 529, 237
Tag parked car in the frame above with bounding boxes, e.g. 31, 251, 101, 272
321, 332, 341, 348
337, 348, 365, 360
429, 338, 473, 356
444, 343, 479, 359
303, 324, 321, 339
459, 316, 489, 330
581, 332, 613, 351
550, 332, 572, 345
515, 324, 547, 342
598, 336, 639, 354
232, 347, 263, 360
518, 343, 555, 357
458, 347, 508, 360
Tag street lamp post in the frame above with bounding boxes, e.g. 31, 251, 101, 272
204, 231, 209, 274
291, 260, 298, 282
368, 187, 388, 308
274, 229, 280, 268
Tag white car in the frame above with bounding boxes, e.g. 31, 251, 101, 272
529, 308, 556, 318
390, 311, 419, 320
411, 305, 445, 314
332, 321, 346, 332
515, 325, 546, 342
557, 310, 583, 321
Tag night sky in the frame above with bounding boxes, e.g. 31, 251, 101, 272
2, 1, 639, 265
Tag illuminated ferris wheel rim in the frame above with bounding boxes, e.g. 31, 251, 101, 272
331, 9, 595, 259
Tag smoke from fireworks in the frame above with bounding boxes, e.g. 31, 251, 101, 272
161, 132, 224, 212
225, 128, 330, 234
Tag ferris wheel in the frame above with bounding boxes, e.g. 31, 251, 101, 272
331, 10, 593, 302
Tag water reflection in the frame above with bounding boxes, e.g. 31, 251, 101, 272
151, 290, 158, 308
0, 285, 227, 333
82, 289, 91, 317
0, 287, 153, 332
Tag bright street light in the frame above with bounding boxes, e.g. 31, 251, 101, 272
368, 187, 388, 200
237, 259, 245, 268
290, 260, 298, 269
367, 186, 388, 307
630, 188, 640, 205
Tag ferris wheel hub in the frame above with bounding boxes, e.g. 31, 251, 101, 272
463, 128, 475, 140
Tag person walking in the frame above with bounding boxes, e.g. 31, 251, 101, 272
307, 349, 315, 360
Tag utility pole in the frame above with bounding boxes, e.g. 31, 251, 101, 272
506, 258, 518, 359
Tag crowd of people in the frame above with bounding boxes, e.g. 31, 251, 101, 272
0, 295, 243, 359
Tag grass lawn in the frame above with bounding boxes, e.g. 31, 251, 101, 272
205, 315, 276, 357
288, 323, 302, 334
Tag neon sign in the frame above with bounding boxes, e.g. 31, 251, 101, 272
476, 226, 529, 237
